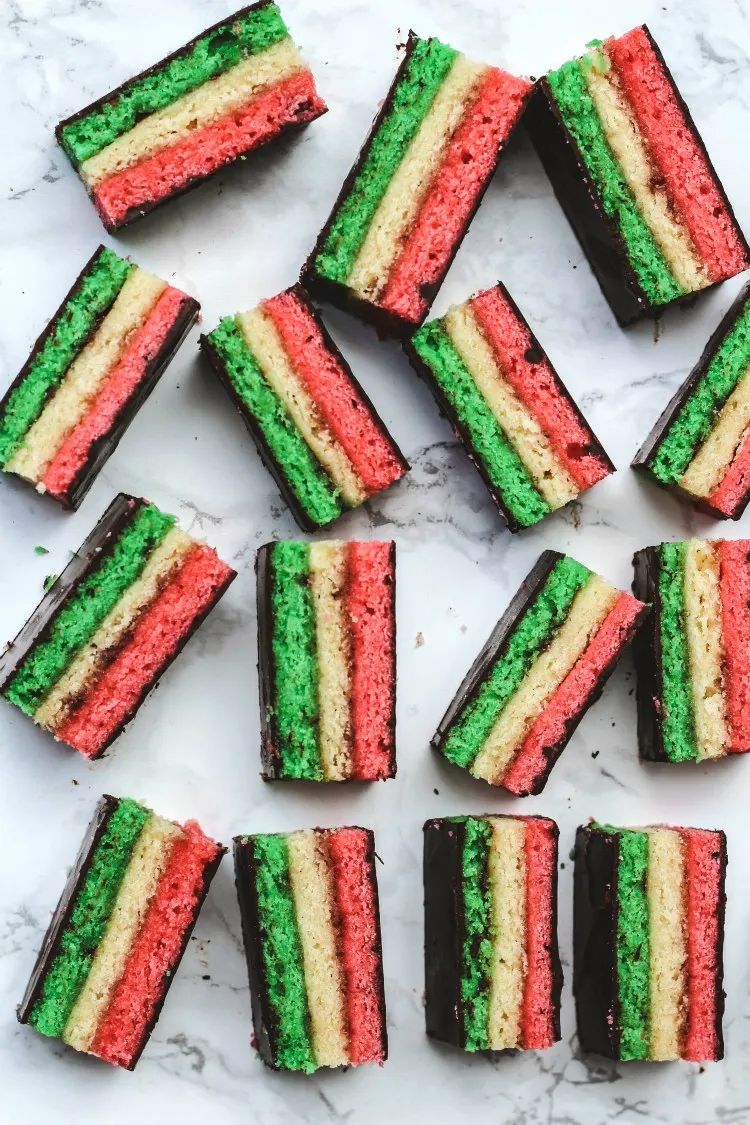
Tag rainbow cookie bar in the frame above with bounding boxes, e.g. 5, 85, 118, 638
56, 3, 327, 231
633, 539, 750, 762
0, 246, 198, 510
18, 795, 225, 1069
575, 822, 726, 1062
633, 283, 750, 518
433, 551, 647, 795
257, 540, 396, 781
526, 26, 749, 325
201, 285, 408, 529
424, 815, 561, 1053
405, 283, 614, 529
303, 33, 532, 334
0, 494, 235, 758
234, 826, 387, 1072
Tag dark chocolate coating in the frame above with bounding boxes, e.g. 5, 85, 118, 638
433, 551, 649, 794
403, 281, 615, 531
525, 26, 749, 327
632, 279, 750, 519
573, 824, 621, 1057
0, 492, 236, 757
301, 32, 532, 338
55, 2, 327, 233
632, 546, 668, 762
18, 794, 225, 1069
233, 828, 388, 1070
255, 538, 398, 781
63, 292, 200, 510
423, 815, 562, 1051
200, 285, 408, 533
18, 794, 119, 1023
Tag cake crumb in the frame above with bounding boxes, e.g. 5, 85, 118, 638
415, 631, 425, 647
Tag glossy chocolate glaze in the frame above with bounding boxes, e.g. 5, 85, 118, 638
632, 546, 668, 762
403, 281, 614, 532
423, 818, 467, 1048
55, 2, 327, 232
573, 824, 621, 1058
632, 279, 750, 520
301, 32, 531, 338
200, 287, 408, 533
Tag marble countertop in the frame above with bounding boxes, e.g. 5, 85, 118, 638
2, 0, 750, 1121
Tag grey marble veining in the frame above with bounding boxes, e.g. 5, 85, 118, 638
2, 0, 750, 1121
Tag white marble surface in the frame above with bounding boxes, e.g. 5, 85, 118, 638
1, 0, 750, 1120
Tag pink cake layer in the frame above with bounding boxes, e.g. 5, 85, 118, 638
327, 828, 384, 1065
521, 817, 557, 1049
93, 71, 325, 229
262, 290, 405, 493
42, 287, 190, 500
682, 828, 723, 1062
470, 286, 610, 490
57, 546, 233, 757
346, 542, 395, 780
380, 67, 531, 325
607, 27, 748, 282
718, 539, 750, 750
500, 592, 643, 795
708, 430, 750, 516
92, 821, 221, 1067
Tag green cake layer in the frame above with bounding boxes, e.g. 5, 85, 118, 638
269, 542, 322, 780
4, 503, 174, 715
250, 834, 315, 1072
311, 36, 458, 284
611, 827, 651, 1061
459, 817, 493, 1052
0, 248, 132, 466
647, 298, 750, 483
29, 798, 150, 1037
410, 320, 551, 527
205, 318, 342, 527
59, 3, 289, 166
546, 59, 681, 306
441, 556, 592, 768
655, 542, 698, 762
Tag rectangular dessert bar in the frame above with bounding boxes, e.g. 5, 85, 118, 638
633, 282, 750, 518
0, 493, 235, 758
18, 794, 225, 1069
633, 539, 750, 762
433, 551, 647, 794
257, 539, 396, 781
201, 285, 408, 529
302, 32, 532, 334
424, 814, 561, 1052
56, 2, 327, 231
234, 826, 387, 1072
574, 822, 726, 1062
0, 246, 198, 509
405, 282, 614, 529
526, 26, 749, 325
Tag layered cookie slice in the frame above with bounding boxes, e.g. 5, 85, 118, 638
0, 246, 198, 509
633, 282, 750, 518
574, 822, 726, 1062
526, 26, 748, 325
57, 2, 327, 230
433, 551, 647, 794
633, 539, 750, 762
0, 494, 235, 758
424, 815, 561, 1053
257, 539, 395, 781
18, 795, 225, 1069
234, 826, 387, 1072
303, 32, 531, 334
405, 283, 614, 529
201, 285, 408, 529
